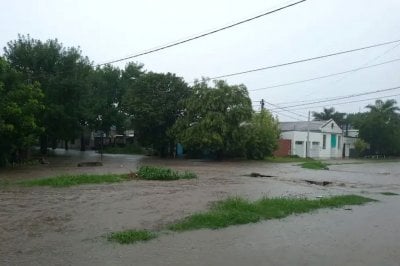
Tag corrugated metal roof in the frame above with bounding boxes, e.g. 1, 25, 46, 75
279, 120, 329, 132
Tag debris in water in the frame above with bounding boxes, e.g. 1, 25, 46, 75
304, 180, 332, 186
77, 162, 103, 167
249, 172, 274, 178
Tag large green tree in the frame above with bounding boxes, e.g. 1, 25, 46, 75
122, 71, 191, 156
243, 109, 280, 159
358, 99, 400, 155
171, 80, 254, 159
0, 58, 44, 165
4, 35, 92, 153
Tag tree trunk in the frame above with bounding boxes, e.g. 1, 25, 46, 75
40, 135, 48, 155
80, 132, 86, 151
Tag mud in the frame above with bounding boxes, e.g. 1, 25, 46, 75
1, 150, 400, 265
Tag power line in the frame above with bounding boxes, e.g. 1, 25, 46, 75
264, 100, 308, 119
249, 58, 400, 92
270, 85, 400, 110
202, 39, 400, 81
269, 109, 303, 121
286, 93, 400, 112
97, 0, 307, 66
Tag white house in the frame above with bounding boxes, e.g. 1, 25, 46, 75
279, 119, 349, 158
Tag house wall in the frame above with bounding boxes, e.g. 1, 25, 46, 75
280, 131, 344, 158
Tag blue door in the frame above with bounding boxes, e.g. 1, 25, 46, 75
331, 134, 336, 148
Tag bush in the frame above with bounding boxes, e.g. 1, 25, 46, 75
137, 166, 197, 180
354, 139, 368, 157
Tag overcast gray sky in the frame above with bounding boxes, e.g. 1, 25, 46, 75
1, 0, 400, 121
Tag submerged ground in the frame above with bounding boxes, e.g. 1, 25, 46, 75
1, 150, 399, 265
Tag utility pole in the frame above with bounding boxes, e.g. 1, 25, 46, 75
306, 110, 310, 158
260, 99, 265, 110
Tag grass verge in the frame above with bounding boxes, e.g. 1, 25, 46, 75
265, 156, 314, 163
168, 195, 374, 231
108, 230, 157, 244
380, 192, 399, 196
300, 161, 329, 170
137, 166, 197, 180
17, 174, 130, 187
108, 195, 376, 244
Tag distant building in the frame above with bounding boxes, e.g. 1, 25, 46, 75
275, 119, 357, 158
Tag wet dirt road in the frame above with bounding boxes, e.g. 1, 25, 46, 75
1, 150, 399, 265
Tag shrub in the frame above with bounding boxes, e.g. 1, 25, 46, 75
137, 166, 197, 180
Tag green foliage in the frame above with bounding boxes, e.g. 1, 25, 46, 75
171, 80, 253, 159
300, 161, 329, 170
137, 166, 197, 180
168, 195, 375, 231
17, 174, 129, 187
0, 57, 44, 165
354, 139, 368, 157
4, 35, 92, 153
243, 109, 280, 159
108, 230, 157, 244
122, 72, 191, 157
357, 99, 400, 155
265, 156, 314, 163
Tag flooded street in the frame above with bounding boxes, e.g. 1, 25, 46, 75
1, 150, 400, 265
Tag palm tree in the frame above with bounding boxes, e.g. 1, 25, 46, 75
366, 99, 399, 119
312, 107, 346, 127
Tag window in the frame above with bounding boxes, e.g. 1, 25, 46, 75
322, 135, 326, 149
338, 136, 341, 150
295, 141, 303, 145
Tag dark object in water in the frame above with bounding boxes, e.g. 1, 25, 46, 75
304, 180, 332, 186
77, 162, 103, 167
39, 157, 49, 164
250, 172, 274, 178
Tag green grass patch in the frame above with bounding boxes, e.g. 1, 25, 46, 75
300, 160, 329, 170
108, 230, 157, 244
168, 195, 375, 231
17, 174, 130, 187
137, 166, 197, 180
380, 192, 399, 196
103, 144, 144, 155
265, 156, 314, 163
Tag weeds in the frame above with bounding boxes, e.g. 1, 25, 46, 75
108, 230, 157, 244
17, 174, 129, 187
137, 166, 197, 180
168, 195, 374, 231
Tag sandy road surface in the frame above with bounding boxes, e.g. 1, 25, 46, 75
1, 150, 399, 265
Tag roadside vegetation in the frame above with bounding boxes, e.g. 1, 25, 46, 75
300, 160, 329, 170
4, 166, 197, 187
109, 194, 376, 244
137, 166, 197, 180
108, 230, 157, 244
265, 156, 314, 163
17, 174, 130, 187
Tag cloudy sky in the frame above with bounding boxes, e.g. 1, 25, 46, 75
1, 0, 400, 121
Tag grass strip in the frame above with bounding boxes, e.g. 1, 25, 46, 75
137, 166, 197, 180
300, 161, 329, 170
108, 230, 157, 244
380, 192, 399, 196
265, 156, 314, 163
168, 195, 375, 231
17, 174, 129, 187
109, 195, 376, 244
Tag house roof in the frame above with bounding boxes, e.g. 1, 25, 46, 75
279, 120, 330, 132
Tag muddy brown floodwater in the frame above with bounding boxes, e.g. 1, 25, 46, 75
1, 149, 400, 265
